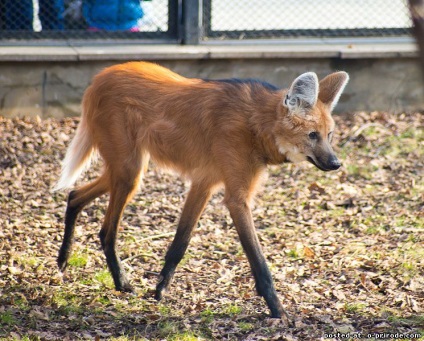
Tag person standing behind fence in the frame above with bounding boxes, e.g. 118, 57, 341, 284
82, 0, 144, 31
39, 0, 65, 30
2, 0, 64, 30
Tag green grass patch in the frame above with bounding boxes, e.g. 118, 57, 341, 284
12, 295, 29, 310
52, 292, 69, 307
2, 336, 32, 341
158, 304, 172, 316
52, 291, 84, 314
346, 164, 379, 180
17, 256, 39, 268
200, 308, 215, 324
94, 269, 114, 289
361, 215, 388, 235
97, 296, 111, 305
0, 311, 15, 326
168, 331, 202, 341
327, 207, 346, 219
345, 302, 367, 313
401, 262, 417, 276
287, 248, 300, 259
383, 128, 424, 157
157, 320, 180, 338
67, 252, 89, 268
238, 321, 254, 331
385, 312, 424, 336
365, 225, 382, 235
221, 303, 242, 316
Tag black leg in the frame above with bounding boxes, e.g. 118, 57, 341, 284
99, 224, 133, 292
57, 191, 81, 271
99, 180, 138, 293
57, 175, 109, 271
155, 183, 211, 300
226, 199, 285, 318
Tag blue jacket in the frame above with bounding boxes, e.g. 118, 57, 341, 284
82, 0, 144, 31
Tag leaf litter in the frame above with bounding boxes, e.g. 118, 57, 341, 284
0, 111, 423, 340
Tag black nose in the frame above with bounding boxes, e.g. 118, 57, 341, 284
328, 156, 341, 170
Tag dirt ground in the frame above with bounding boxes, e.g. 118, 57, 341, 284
0, 111, 423, 340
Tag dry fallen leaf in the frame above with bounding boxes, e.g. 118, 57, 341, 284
303, 246, 315, 259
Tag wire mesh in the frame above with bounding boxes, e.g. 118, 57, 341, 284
0, 0, 173, 41
204, 0, 412, 40
0, 0, 413, 43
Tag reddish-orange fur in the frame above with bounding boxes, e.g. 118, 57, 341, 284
56, 61, 349, 318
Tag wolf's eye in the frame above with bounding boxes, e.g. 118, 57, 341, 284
328, 131, 334, 142
309, 132, 318, 140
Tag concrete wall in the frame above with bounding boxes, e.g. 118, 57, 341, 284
0, 44, 423, 118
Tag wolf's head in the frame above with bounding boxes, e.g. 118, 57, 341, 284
275, 71, 349, 171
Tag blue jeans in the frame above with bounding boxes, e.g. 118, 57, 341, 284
4, 0, 64, 30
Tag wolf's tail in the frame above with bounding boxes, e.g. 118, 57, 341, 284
53, 117, 95, 191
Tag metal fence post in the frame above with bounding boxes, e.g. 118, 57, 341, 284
182, 0, 202, 44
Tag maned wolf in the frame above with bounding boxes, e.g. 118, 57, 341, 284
54, 62, 349, 318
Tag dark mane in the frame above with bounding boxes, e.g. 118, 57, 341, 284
203, 78, 280, 91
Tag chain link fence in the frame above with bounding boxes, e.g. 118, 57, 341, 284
0, 0, 412, 43
0, 0, 174, 41
203, 0, 411, 40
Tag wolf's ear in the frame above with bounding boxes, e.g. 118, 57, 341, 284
318, 71, 349, 111
283, 72, 319, 114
